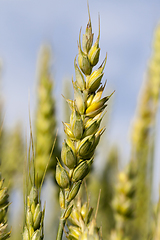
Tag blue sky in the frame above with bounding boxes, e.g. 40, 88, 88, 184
0, 0, 160, 195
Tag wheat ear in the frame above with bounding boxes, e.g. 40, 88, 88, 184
56, 5, 113, 240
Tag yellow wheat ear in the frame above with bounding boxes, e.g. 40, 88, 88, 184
56, 5, 113, 240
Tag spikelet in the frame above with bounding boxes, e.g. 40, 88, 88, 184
56, 6, 113, 240
0, 175, 11, 240
34, 45, 60, 186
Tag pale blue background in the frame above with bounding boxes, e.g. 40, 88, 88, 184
0, 0, 160, 197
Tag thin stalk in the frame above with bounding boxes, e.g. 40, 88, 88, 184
56, 199, 70, 240
56, 211, 66, 240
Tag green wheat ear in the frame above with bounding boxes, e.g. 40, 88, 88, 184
0, 175, 11, 240
34, 45, 60, 187
22, 121, 45, 240
56, 5, 113, 240
22, 186, 45, 240
110, 162, 136, 240
130, 23, 160, 240
0, 123, 11, 239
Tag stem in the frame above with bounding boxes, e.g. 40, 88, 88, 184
56, 212, 66, 240
56, 200, 70, 240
